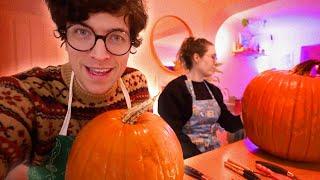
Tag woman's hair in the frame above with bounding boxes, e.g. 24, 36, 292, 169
45, 0, 148, 47
177, 37, 213, 70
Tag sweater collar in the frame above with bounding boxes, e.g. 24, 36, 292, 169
61, 63, 118, 106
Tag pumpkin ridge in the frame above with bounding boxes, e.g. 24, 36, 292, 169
135, 122, 148, 180
161, 121, 182, 179
266, 73, 282, 152
244, 75, 265, 144
242, 75, 260, 142
272, 74, 287, 156
255, 73, 276, 148
163, 125, 182, 179
277, 74, 294, 157
144, 122, 165, 179
87, 135, 107, 178
70, 119, 99, 178
262, 74, 279, 153
139, 125, 149, 180
101, 123, 119, 180
269, 73, 284, 155
143, 115, 182, 179
149, 118, 173, 179
308, 81, 320, 160
298, 75, 312, 161
107, 119, 124, 179
302, 77, 313, 161
112, 122, 127, 179
162, 120, 184, 179
142, 120, 163, 179
81, 120, 113, 179
98, 119, 123, 179
298, 75, 310, 160
120, 123, 129, 179
286, 75, 302, 159
77, 115, 122, 179
96, 116, 122, 180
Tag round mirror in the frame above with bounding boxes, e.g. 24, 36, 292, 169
151, 15, 192, 74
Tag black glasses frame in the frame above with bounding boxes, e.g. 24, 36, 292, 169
58, 23, 133, 56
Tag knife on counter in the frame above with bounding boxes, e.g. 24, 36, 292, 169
256, 161, 298, 179
184, 165, 210, 180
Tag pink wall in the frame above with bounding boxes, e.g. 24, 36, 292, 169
215, 0, 320, 98
0, 0, 67, 76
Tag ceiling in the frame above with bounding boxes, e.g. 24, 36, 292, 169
236, 0, 320, 19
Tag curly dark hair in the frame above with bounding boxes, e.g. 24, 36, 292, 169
177, 37, 213, 70
45, 0, 148, 47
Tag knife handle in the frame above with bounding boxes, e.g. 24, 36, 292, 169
255, 161, 287, 175
184, 165, 208, 180
243, 169, 260, 180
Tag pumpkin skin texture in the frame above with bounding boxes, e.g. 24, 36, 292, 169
242, 60, 320, 162
65, 109, 184, 180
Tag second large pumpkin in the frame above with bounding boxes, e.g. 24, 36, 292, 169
242, 60, 320, 162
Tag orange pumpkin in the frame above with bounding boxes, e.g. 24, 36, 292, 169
242, 60, 320, 162
65, 98, 184, 180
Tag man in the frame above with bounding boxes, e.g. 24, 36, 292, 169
0, 0, 149, 178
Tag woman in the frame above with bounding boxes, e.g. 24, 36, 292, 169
158, 37, 243, 159
0, 0, 149, 179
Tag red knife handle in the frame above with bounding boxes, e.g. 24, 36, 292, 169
256, 161, 287, 175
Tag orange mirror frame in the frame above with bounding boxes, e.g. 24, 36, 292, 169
150, 15, 192, 75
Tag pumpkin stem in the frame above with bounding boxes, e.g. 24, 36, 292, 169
122, 93, 160, 124
291, 59, 320, 77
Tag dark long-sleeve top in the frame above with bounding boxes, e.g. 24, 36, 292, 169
158, 75, 243, 159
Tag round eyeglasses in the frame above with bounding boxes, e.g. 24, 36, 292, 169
61, 23, 132, 56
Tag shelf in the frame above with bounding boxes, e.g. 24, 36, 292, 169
233, 48, 265, 57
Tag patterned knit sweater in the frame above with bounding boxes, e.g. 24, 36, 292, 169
0, 63, 150, 178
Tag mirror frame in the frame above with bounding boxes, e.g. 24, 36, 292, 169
150, 15, 193, 75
